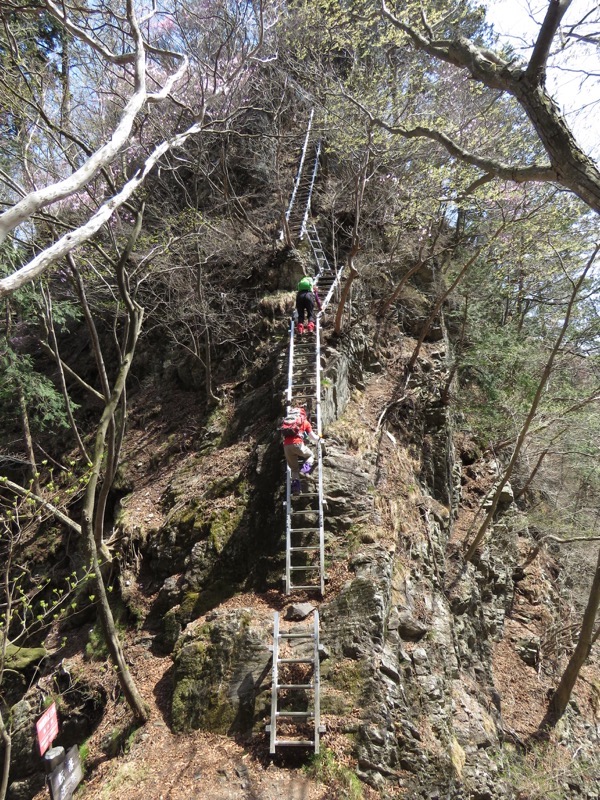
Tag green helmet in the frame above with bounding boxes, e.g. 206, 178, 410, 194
297, 276, 314, 291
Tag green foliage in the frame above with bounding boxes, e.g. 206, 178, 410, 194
305, 748, 363, 799
0, 346, 72, 431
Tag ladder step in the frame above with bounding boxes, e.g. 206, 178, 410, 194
290, 527, 320, 533
289, 584, 322, 590
274, 740, 315, 747
277, 683, 313, 689
278, 631, 314, 639
290, 545, 321, 552
292, 493, 319, 498
289, 565, 320, 572
276, 711, 314, 718
278, 657, 314, 664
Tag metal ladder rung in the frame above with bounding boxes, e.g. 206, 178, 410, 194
289, 583, 322, 591
276, 711, 314, 718
290, 527, 320, 533
290, 546, 321, 552
277, 631, 314, 640
274, 740, 315, 747
278, 657, 314, 664
289, 566, 320, 572
277, 683, 313, 689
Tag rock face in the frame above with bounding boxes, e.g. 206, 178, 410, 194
171, 608, 272, 736
143, 321, 598, 798
160, 330, 509, 797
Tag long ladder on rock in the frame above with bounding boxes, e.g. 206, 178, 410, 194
284, 226, 344, 594
282, 110, 322, 243
267, 610, 324, 753
285, 318, 325, 594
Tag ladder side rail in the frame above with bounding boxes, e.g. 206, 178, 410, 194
286, 318, 295, 410
315, 318, 325, 596
285, 467, 292, 595
269, 612, 280, 754
318, 262, 345, 315
318, 450, 325, 596
313, 609, 321, 754
308, 223, 333, 275
308, 224, 331, 278
285, 320, 295, 594
299, 140, 322, 241
281, 109, 315, 238
315, 318, 323, 439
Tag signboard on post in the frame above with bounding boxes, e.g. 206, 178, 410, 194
48, 745, 83, 800
36, 703, 59, 756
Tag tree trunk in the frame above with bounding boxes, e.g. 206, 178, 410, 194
334, 263, 359, 334
0, 710, 11, 800
80, 311, 147, 720
17, 387, 41, 496
84, 516, 149, 723
549, 547, 600, 722
75, 209, 147, 719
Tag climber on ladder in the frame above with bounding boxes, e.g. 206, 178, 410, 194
295, 276, 322, 335
281, 406, 321, 496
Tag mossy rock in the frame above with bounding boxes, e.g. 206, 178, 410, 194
157, 606, 184, 654
209, 504, 245, 552
171, 609, 271, 736
205, 474, 247, 501
5, 644, 47, 671
321, 658, 370, 706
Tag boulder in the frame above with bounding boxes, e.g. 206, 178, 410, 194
171, 608, 272, 736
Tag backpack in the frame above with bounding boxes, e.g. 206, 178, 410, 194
280, 407, 305, 439
297, 276, 314, 292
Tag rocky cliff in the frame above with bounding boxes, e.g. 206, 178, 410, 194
8, 254, 600, 800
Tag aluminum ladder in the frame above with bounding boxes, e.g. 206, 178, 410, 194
284, 221, 345, 594
283, 110, 322, 242
285, 318, 325, 594
267, 610, 324, 753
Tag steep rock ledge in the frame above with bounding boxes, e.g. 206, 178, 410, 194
114, 317, 598, 799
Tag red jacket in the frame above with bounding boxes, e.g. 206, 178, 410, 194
283, 417, 317, 446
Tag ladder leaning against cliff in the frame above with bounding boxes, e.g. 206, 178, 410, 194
284, 237, 344, 595
267, 609, 324, 753
282, 109, 321, 243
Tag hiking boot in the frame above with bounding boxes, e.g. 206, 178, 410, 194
291, 479, 301, 496
297, 323, 304, 335
300, 460, 314, 475
307, 321, 315, 333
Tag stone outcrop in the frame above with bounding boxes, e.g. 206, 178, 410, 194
171, 608, 272, 736
128, 314, 598, 798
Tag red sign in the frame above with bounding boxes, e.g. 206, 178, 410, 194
36, 702, 59, 756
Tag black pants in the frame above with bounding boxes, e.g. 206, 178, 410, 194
296, 291, 316, 323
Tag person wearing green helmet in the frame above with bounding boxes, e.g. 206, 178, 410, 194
295, 275, 322, 334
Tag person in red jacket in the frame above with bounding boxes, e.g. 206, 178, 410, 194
282, 407, 320, 495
